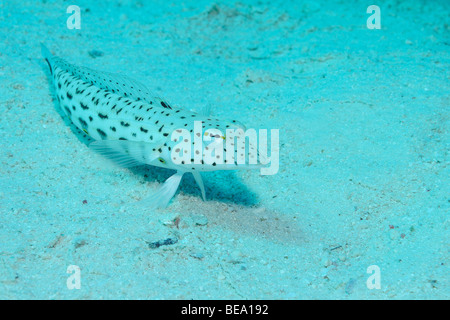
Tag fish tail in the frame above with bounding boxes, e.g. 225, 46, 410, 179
40, 43, 54, 75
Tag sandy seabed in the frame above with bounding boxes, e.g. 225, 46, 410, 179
0, 0, 448, 299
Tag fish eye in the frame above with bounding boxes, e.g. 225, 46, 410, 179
225, 119, 246, 131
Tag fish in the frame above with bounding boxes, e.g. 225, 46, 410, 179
41, 44, 264, 209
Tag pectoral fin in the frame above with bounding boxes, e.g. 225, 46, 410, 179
89, 140, 161, 167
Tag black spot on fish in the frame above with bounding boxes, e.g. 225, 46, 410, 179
89, 116, 93, 122
110, 126, 116, 132
120, 121, 130, 127
119, 137, 127, 140
160, 101, 172, 109
97, 128, 107, 139
140, 127, 148, 133
98, 113, 108, 119
80, 102, 89, 110
158, 125, 164, 132
132, 133, 136, 137
66, 92, 73, 100
79, 117, 88, 128
64, 106, 72, 116
163, 133, 169, 137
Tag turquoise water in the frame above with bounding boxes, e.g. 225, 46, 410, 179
0, 0, 448, 299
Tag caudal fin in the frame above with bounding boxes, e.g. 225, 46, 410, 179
40, 43, 53, 60
40, 43, 54, 74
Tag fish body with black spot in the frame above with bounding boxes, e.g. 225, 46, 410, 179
42, 44, 262, 208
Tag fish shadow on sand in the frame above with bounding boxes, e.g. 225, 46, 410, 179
41, 62, 259, 207
132, 165, 259, 206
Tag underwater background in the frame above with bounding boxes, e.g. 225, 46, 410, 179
0, 0, 448, 299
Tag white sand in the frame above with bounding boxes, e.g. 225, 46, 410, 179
0, 0, 448, 299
